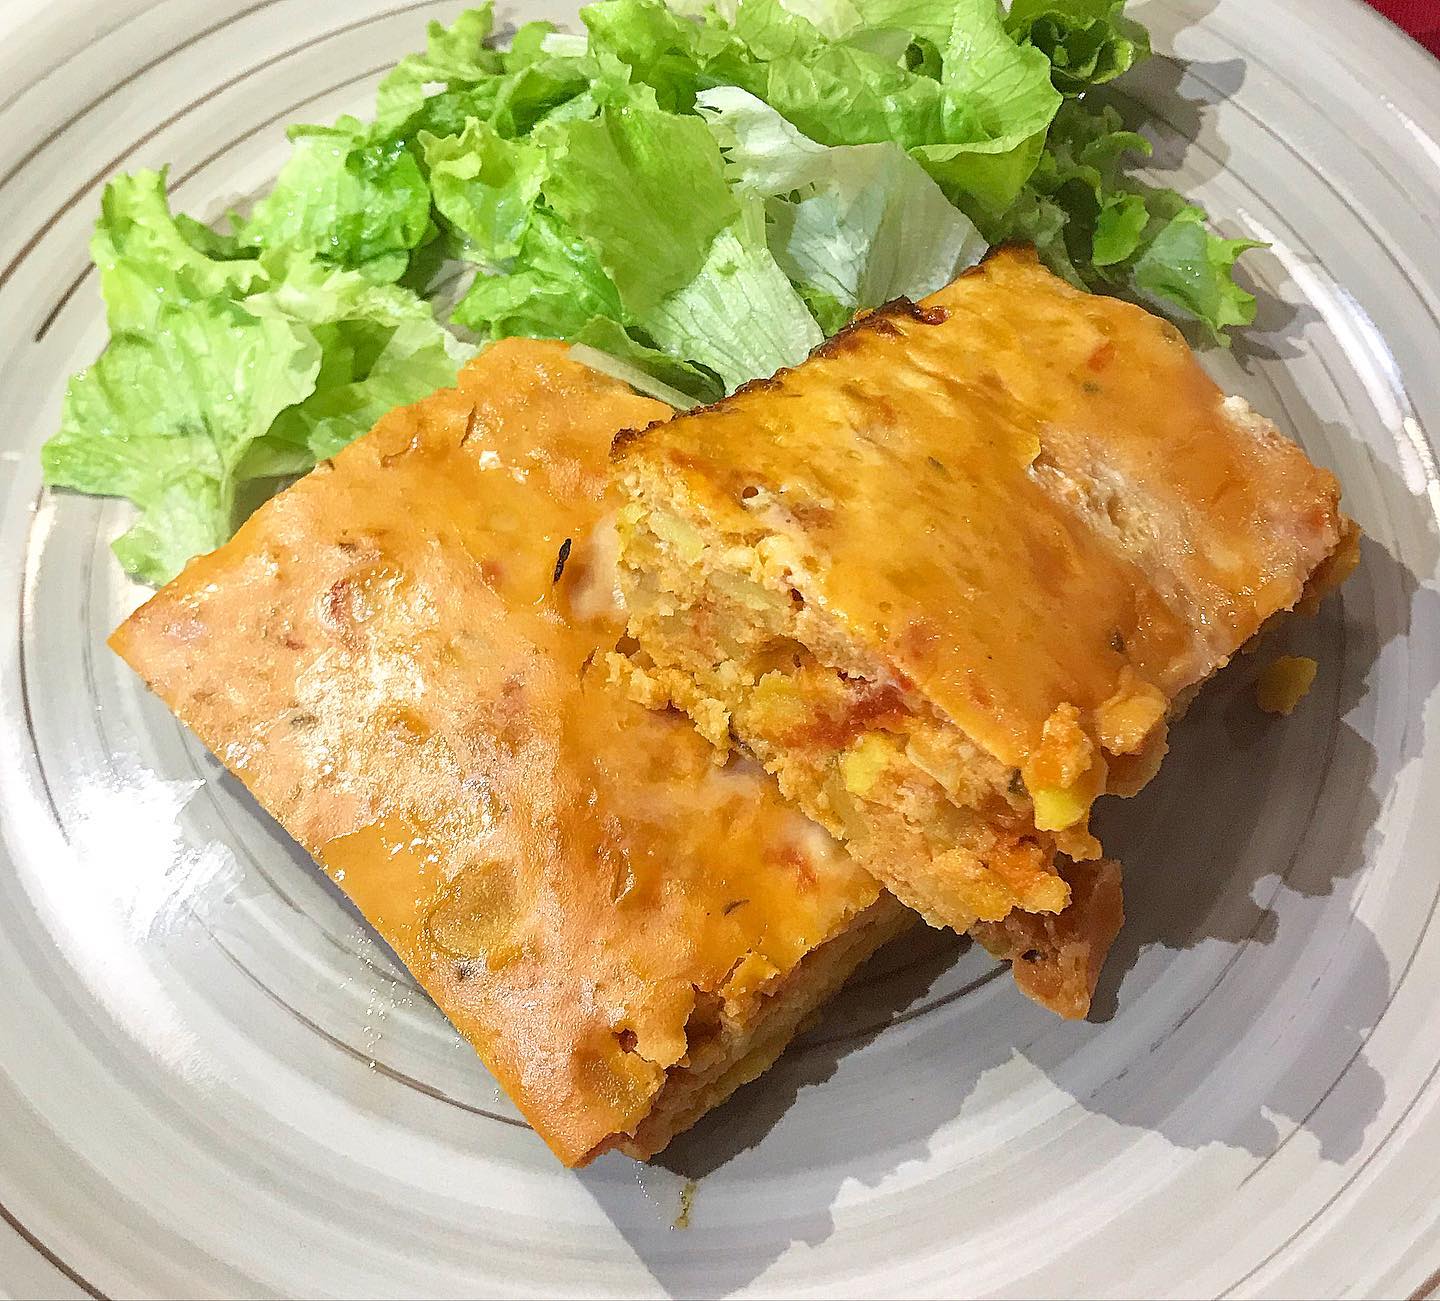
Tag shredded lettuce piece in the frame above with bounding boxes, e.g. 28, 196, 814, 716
542, 100, 740, 315
454, 206, 625, 339
42, 173, 469, 582
375, 5, 505, 118
981, 99, 1262, 338
91, 170, 265, 329
43, 300, 321, 584
699, 86, 986, 317
246, 254, 471, 460
1131, 201, 1263, 336
1006, 0, 1151, 96
639, 198, 823, 391
239, 118, 433, 281
44, 0, 1262, 583
421, 120, 546, 263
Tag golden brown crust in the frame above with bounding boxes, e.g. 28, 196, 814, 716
613, 246, 1355, 950
111, 340, 885, 1166
970, 859, 1124, 1019
614, 246, 1351, 768
612, 893, 914, 1161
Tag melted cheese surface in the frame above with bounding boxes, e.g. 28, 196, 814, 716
619, 247, 1348, 772
112, 340, 880, 1165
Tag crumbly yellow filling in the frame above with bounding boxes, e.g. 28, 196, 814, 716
614, 500, 1089, 931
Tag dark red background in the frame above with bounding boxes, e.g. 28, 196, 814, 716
1366, 0, 1440, 58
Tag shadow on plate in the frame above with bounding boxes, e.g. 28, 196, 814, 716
575, 514, 1432, 1300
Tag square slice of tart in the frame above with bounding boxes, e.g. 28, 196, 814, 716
611, 246, 1358, 946
111, 339, 911, 1166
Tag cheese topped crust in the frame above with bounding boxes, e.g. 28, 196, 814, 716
111, 339, 884, 1165
613, 247, 1354, 935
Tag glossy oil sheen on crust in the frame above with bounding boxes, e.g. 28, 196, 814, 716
108, 339, 882, 1166
613, 246, 1352, 772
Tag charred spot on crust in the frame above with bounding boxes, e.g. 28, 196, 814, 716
460, 406, 479, 446
912, 303, 949, 326
722, 899, 748, 916
814, 298, 918, 359
609, 417, 673, 461
728, 373, 783, 401
617, 1028, 639, 1053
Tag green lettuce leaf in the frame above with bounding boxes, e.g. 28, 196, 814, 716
983, 99, 1263, 335
541, 99, 739, 315
44, 172, 471, 583
90, 169, 263, 330
580, 0, 719, 111
246, 254, 471, 460
454, 206, 625, 338
713, 0, 1059, 212
699, 87, 985, 313
271, 317, 468, 461
910, 0, 1062, 212
375, 4, 503, 119
1131, 201, 1262, 337
1006, 0, 1151, 96
639, 198, 823, 391
239, 117, 433, 278
994, 99, 1150, 265
574, 0, 1063, 212
486, 53, 600, 137
756, 42, 941, 148
373, 6, 596, 141
421, 120, 546, 263
43, 300, 321, 583
506, 21, 566, 66
1091, 189, 1148, 266
795, 282, 852, 333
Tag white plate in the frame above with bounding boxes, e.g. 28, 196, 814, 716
1, 1, 1438, 1296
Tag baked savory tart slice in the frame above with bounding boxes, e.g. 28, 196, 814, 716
111, 339, 911, 1167
612, 247, 1358, 951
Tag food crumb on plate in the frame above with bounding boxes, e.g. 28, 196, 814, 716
674, 1179, 698, 1230
1257, 656, 1319, 716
